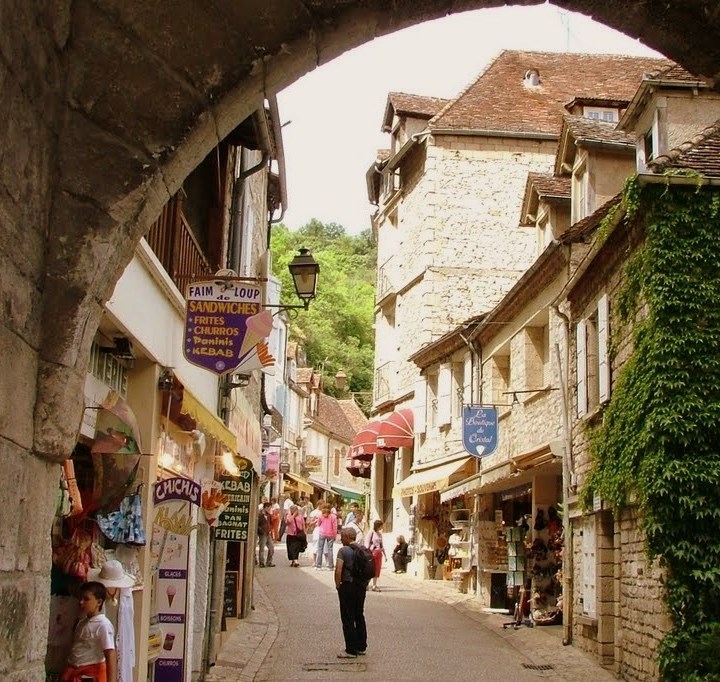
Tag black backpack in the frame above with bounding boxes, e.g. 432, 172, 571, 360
350, 543, 376, 582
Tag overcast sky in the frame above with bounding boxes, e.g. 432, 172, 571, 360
277, 4, 662, 235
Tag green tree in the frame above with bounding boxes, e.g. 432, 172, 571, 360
271, 220, 376, 401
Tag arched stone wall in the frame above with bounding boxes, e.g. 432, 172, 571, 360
2, 1, 720, 677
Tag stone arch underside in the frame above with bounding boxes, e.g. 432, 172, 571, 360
2, 0, 720, 676
32, 0, 720, 462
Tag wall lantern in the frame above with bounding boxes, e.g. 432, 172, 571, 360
287, 247, 320, 309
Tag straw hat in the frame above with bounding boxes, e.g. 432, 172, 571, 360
88, 559, 135, 588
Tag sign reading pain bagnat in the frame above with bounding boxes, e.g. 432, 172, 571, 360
183, 280, 273, 376
462, 405, 498, 458
215, 472, 252, 541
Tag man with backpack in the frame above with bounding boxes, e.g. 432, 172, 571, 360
334, 527, 374, 658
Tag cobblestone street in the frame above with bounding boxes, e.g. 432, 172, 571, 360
207, 545, 616, 681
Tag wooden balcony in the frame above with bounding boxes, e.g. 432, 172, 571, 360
145, 193, 213, 296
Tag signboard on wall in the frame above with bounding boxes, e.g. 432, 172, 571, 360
183, 280, 274, 376
216, 472, 253, 541
151, 477, 201, 682
462, 405, 498, 458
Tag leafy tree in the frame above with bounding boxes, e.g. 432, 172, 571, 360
270, 220, 376, 402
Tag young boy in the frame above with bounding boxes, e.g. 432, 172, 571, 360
62, 581, 117, 682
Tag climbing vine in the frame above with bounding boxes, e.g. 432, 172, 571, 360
584, 176, 720, 681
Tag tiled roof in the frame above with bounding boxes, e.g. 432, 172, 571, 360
527, 172, 571, 199
387, 92, 452, 119
337, 399, 368, 433
648, 121, 720, 176
563, 115, 636, 147
314, 393, 357, 443
295, 367, 313, 384
645, 62, 704, 83
429, 51, 670, 136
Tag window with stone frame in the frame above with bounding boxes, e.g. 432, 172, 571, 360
571, 161, 588, 224
522, 324, 549, 391
333, 448, 340, 477
426, 371, 439, 429
490, 352, 511, 409
576, 294, 610, 417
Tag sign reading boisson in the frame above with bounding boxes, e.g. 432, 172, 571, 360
183, 280, 263, 376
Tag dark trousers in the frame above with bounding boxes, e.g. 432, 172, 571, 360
338, 581, 367, 654
392, 553, 409, 572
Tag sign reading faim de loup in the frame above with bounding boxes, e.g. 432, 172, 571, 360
183, 280, 271, 376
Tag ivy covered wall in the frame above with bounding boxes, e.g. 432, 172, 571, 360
585, 177, 720, 681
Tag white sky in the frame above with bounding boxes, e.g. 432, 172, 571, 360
277, 4, 662, 235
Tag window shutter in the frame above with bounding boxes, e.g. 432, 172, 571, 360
413, 378, 426, 435
597, 294, 610, 403
576, 320, 587, 417
582, 518, 597, 618
463, 355, 473, 405
437, 364, 452, 427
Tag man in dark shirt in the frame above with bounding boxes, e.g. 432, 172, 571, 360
334, 527, 367, 658
257, 502, 275, 567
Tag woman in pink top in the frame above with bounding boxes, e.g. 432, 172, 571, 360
315, 504, 338, 570
285, 505, 306, 567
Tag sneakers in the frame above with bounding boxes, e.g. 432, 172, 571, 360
337, 651, 357, 659
258, 563, 265, 568
356, 650, 366, 656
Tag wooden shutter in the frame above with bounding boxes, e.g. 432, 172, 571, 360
576, 319, 587, 417
437, 363, 452, 427
581, 517, 597, 618
597, 294, 610, 403
413, 377, 426, 435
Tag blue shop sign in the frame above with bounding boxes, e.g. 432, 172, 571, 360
462, 405, 498, 458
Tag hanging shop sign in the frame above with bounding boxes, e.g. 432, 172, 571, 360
151, 477, 201, 682
462, 405, 498, 458
216, 471, 253, 541
261, 447, 280, 482
183, 280, 275, 376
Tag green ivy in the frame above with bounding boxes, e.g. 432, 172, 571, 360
583, 176, 720, 681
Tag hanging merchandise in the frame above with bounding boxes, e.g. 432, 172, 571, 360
56, 471, 72, 519
52, 527, 94, 580
533, 508, 547, 531
96, 489, 147, 545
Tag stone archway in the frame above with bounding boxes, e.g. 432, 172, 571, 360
2, 1, 720, 677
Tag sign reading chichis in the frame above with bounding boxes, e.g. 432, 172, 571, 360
183, 281, 272, 376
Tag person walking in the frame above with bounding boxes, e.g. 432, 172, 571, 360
285, 505, 306, 567
315, 504, 338, 570
257, 502, 275, 567
334, 527, 368, 658
344, 502, 360, 527
392, 535, 410, 573
270, 497, 281, 541
366, 520, 387, 591
308, 500, 324, 564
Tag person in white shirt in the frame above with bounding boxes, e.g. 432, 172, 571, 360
63, 581, 117, 682
345, 509, 366, 540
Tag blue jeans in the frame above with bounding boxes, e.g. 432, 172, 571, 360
316, 535, 334, 568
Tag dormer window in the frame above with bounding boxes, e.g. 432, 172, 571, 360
584, 107, 618, 122
643, 128, 655, 162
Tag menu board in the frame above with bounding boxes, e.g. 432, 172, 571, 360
223, 571, 239, 618
216, 472, 252, 541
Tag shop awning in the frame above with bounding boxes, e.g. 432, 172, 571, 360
440, 472, 483, 503
350, 419, 385, 460
331, 484, 365, 501
283, 472, 313, 495
393, 457, 472, 498
309, 478, 334, 493
180, 387, 237, 455
376, 408, 414, 450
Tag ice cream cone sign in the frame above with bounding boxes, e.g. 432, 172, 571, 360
166, 584, 176, 607
237, 310, 273, 363
234, 340, 276, 375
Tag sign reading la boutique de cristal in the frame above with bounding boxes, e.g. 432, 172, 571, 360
462, 405, 499, 458
183, 280, 269, 376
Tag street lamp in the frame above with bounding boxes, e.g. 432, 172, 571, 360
335, 369, 347, 392
288, 247, 320, 309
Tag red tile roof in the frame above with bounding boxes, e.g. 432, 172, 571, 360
563, 115, 636, 147
314, 393, 359, 443
648, 121, 720, 176
295, 367, 313, 384
526, 172, 571, 199
387, 92, 452, 118
338, 399, 368, 433
429, 51, 670, 136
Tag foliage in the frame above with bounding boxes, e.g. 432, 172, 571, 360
583, 177, 720, 680
270, 219, 376, 400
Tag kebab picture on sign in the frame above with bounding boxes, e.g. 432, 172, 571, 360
233, 309, 276, 374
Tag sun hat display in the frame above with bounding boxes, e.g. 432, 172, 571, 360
88, 559, 136, 588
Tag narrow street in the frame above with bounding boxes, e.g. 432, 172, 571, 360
209, 544, 616, 682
